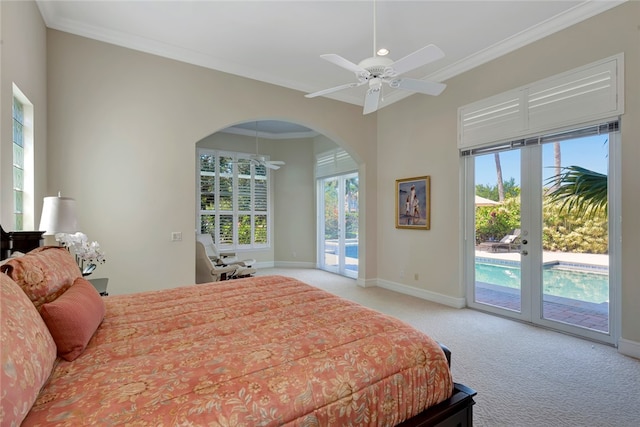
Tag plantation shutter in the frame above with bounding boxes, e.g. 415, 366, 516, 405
315, 148, 357, 178
458, 54, 624, 150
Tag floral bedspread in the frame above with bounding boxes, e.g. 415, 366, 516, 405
24, 275, 453, 426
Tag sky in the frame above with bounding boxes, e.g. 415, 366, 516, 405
474, 134, 609, 187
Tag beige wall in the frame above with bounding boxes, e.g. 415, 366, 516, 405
0, 1, 47, 229
45, 29, 377, 294
376, 2, 640, 346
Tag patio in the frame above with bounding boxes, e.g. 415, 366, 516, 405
474, 250, 609, 333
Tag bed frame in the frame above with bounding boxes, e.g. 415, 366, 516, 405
398, 344, 477, 427
398, 383, 476, 427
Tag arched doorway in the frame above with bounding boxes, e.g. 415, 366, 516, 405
195, 120, 359, 278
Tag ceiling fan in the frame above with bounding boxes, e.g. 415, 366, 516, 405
305, 0, 446, 115
249, 122, 285, 170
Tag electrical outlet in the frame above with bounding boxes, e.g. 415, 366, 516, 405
414, 273, 419, 280
171, 232, 182, 242
400, 269, 404, 279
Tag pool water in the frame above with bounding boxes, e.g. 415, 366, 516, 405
475, 262, 609, 303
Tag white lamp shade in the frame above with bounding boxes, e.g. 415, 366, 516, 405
38, 195, 79, 235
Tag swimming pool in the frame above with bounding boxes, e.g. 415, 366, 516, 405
475, 261, 609, 304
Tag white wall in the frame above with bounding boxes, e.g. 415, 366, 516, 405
0, 1, 47, 230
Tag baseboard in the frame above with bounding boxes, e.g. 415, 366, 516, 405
273, 261, 315, 269
376, 279, 466, 309
255, 261, 275, 269
357, 278, 377, 288
618, 338, 640, 359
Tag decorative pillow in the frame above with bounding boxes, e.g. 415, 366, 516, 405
0, 251, 24, 267
0, 246, 81, 310
40, 277, 106, 361
1, 273, 57, 426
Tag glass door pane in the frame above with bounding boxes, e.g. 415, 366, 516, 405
540, 136, 610, 333
319, 174, 358, 278
473, 150, 523, 314
344, 175, 359, 276
322, 177, 339, 273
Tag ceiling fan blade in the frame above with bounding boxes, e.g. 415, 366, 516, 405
363, 87, 381, 115
268, 160, 285, 165
265, 163, 281, 170
391, 78, 447, 96
320, 54, 370, 77
305, 82, 362, 98
385, 44, 445, 77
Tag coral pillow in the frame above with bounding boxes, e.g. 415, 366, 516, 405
40, 277, 106, 361
1, 273, 57, 425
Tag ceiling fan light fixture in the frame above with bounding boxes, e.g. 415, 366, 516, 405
304, 0, 446, 114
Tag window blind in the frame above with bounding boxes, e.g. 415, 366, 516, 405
315, 148, 357, 178
458, 54, 624, 150
460, 120, 619, 157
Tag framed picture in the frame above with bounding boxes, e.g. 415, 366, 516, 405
396, 176, 430, 230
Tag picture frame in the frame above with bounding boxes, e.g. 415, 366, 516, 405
396, 176, 430, 230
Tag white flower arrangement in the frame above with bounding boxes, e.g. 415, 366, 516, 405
55, 232, 106, 276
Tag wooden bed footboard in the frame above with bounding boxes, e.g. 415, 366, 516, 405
397, 383, 477, 427
395, 342, 478, 427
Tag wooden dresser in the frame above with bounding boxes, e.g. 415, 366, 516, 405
0, 225, 45, 260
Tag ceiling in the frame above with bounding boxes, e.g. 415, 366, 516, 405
37, 0, 625, 119
221, 120, 317, 138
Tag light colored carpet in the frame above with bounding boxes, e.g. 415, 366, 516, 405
257, 268, 640, 427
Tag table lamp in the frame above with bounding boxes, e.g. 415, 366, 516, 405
38, 192, 78, 245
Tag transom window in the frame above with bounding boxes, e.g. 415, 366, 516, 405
198, 149, 270, 249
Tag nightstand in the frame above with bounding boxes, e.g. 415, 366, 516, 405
88, 278, 109, 296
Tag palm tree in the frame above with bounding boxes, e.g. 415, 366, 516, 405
494, 153, 505, 201
546, 166, 607, 217
552, 141, 561, 192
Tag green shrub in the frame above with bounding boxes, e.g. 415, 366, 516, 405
475, 196, 608, 253
475, 197, 521, 244
542, 199, 608, 253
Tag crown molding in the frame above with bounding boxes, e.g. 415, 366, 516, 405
220, 126, 318, 140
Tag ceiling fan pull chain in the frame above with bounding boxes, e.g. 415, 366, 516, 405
372, 0, 377, 57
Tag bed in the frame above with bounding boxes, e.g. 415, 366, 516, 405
1, 247, 475, 426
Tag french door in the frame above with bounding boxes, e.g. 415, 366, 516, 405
465, 125, 619, 344
318, 173, 358, 278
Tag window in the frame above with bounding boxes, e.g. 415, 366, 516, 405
13, 97, 25, 229
198, 149, 270, 249
458, 54, 623, 149
12, 95, 29, 230
12, 85, 34, 231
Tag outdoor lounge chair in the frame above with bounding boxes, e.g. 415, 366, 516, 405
479, 229, 521, 253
